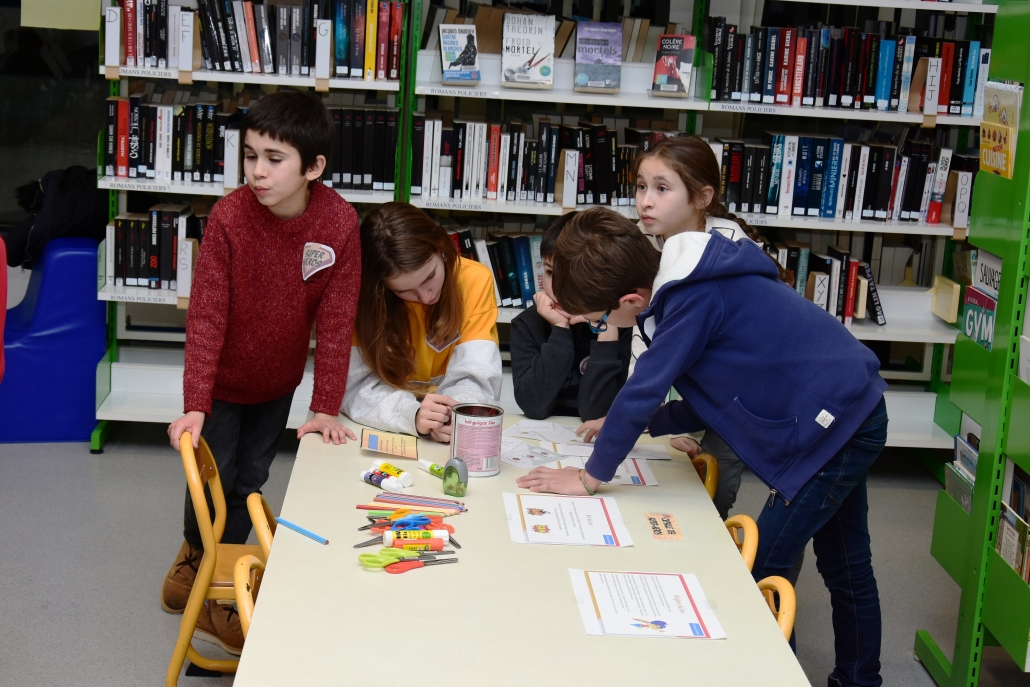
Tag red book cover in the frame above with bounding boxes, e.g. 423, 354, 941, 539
775, 28, 795, 104
856, 33, 870, 109
844, 258, 860, 325
243, 2, 262, 72
123, 0, 136, 66
116, 98, 129, 177
388, 2, 404, 80
938, 42, 954, 114
487, 123, 501, 199
376, 1, 390, 80
791, 36, 807, 107
448, 231, 461, 253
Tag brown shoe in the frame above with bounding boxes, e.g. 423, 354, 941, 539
193, 600, 244, 656
161, 541, 202, 614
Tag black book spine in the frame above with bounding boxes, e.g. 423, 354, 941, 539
842, 30, 859, 107
157, 0, 168, 68
537, 123, 550, 203
159, 209, 173, 289
137, 104, 149, 178
815, 31, 830, 107
126, 218, 138, 285
194, 0, 220, 70
711, 17, 726, 100
340, 109, 354, 189
145, 105, 157, 178
149, 0, 160, 64
754, 146, 770, 214
507, 125, 521, 201
301, 0, 312, 75
486, 241, 511, 305
384, 109, 397, 191
105, 99, 117, 177
862, 146, 881, 219
452, 122, 466, 199
608, 133, 618, 206
726, 141, 744, 212
749, 27, 764, 102
732, 36, 745, 100
860, 262, 887, 324
276, 5, 290, 75
362, 109, 375, 189
214, 111, 229, 182
807, 139, 826, 216
862, 34, 879, 110
890, 35, 905, 111
221, 0, 244, 71
593, 127, 609, 205
128, 96, 141, 179
950, 41, 967, 114
844, 145, 861, 218
183, 105, 195, 178
193, 103, 204, 181
143, 0, 153, 66
741, 145, 756, 213
202, 105, 215, 182
803, 30, 818, 105
826, 36, 842, 107
351, 109, 364, 188
875, 146, 895, 219
581, 127, 594, 205
526, 140, 538, 201
719, 26, 737, 102
172, 110, 184, 181
206, 0, 233, 70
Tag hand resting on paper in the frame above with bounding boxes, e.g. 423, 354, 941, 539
670, 436, 702, 458
576, 416, 605, 443
297, 412, 358, 445
516, 466, 602, 495
416, 393, 457, 439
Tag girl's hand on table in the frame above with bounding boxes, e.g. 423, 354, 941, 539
516, 466, 601, 495
576, 417, 605, 443
298, 413, 358, 444
416, 394, 457, 436
670, 436, 702, 458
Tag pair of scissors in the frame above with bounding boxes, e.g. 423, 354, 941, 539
384, 557, 459, 574
358, 548, 455, 569
358, 509, 417, 531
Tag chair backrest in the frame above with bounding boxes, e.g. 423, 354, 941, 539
725, 514, 759, 571
247, 492, 277, 559
234, 555, 265, 638
691, 453, 720, 500
757, 575, 796, 641
180, 432, 227, 552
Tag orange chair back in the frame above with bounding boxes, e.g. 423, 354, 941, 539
757, 576, 796, 641
691, 453, 719, 500
234, 555, 266, 638
247, 492, 277, 559
180, 432, 226, 552
725, 514, 759, 570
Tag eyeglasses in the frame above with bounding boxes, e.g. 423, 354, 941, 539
589, 309, 612, 334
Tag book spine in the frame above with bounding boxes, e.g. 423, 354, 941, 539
821, 139, 842, 219
123, 0, 136, 66
791, 36, 807, 107
775, 28, 795, 104
891, 156, 909, 221
254, 4, 274, 73
429, 119, 442, 197
741, 33, 753, 102
843, 258, 859, 326
778, 135, 798, 216
114, 218, 125, 286
860, 262, 887, 325
973, 49, 991, 117
792, 137, 810, 215
763, 28, 778, 104
938, 42, 954, 115
232, 1, 252, 72
927, 148, 953, 224
851, 146, 869, 221
862, 34, 878, 109
950, 42, 967, 115
243, 1, 261, 72
128, 96, 141, 178
750, 28, 764, 102
802, 30, 818, 106
719, 26, 736, 102
898, 35, 915, 113
364, 0, 378, 80
919, 161, 937, 222
300, 0, 311, 74
835, 143, 851, 220
888, 35, 905, 111
548, 128, 560, 203
351, 0, 366, 78
875, 39, 894, 111
333, 0, 349, 76
962, 41, 979, 117
220, 0, 244, 71
376, 1, 390, 80
389, 1, 403, 80
766, 135, 783, 213
105, 99, 117, 177
290, 5, 302, 75
710, 18, 725, 100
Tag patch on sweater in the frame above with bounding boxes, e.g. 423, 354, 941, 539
815, 410, 835, 428
426, 331, 461, 353
302, 243, 336, 280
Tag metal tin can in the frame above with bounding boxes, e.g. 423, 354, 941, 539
449, 403, 503, 477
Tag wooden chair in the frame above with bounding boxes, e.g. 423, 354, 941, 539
166, 432, 265, 686
725, 514, 759, 571
247, 492, 277, 559
691, 453, 719, 500
234, 555, 265, 638
757, 576, 796, 641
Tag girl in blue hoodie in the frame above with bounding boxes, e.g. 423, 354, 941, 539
516, 138, 889, 687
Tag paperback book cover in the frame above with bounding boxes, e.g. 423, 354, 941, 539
501, 13, 554, 89
997, 502, 1030, 578
945, 462, 974, 514
574, 21, 622, 93
440, 24, 481, 84
962, 286, 997, 351
955, 433, 979, 482
651, 34, 695, 98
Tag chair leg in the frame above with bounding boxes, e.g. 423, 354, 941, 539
165, 580, 209, 687
186, 645, 238, 673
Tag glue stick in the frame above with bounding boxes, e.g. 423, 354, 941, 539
372, 460, 414, 487
359, 470, 403, 493
392, 538, 446, 551
383, 530, 450, 546
418, 458, 445, 479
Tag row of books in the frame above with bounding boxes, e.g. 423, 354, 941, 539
704, 17, 991, 117
105, 205, 207, 291
320, 107, 399, 191
410, 113, 654, 206
104, 94, 239, 183
708, 133, 978, 226
118, 0, 406, 81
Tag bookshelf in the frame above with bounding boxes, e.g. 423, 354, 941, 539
97, 175, 395, 204
773, 0, 998, 12
707, 100, 981, 126
99, 64, 402, 91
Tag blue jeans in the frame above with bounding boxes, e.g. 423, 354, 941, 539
752, 397, 888, 687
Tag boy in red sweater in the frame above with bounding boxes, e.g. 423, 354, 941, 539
162, 91, 360, 653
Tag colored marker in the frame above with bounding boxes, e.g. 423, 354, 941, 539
275, 517, 329, 545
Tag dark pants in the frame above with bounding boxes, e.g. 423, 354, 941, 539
752, 397, 888, 687
183, 392, 294, 549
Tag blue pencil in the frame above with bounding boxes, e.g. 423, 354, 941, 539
275, 517, 329, 545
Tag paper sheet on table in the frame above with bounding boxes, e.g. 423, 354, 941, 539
500, 437, 564, 469
569, 569, 725, 639
555, 443, 672, 461
503, 419, 585, 445
503, 492, 633, 546
544, 456, 658, 487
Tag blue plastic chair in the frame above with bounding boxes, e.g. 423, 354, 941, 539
0, 238, 106, 442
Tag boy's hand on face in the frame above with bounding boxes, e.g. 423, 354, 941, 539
298, 412, 358, 445
416, 394, 457, 436
534, 291, 570, 328
576, 416, 605, 443
168, 411, 205, 450
516, 466, 600, 495
670, 436, 702, 458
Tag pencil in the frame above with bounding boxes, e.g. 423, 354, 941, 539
275, 517, 329, 545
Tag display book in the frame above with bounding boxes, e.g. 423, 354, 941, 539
960, 246, 1001, 352
979, 81, 1023, 179
702, 14, 992, 117
116, 0, 406, 81
408, 112, 676, 207
103, 203, 206, 292
999, 453, 1030, 582
707, 124, 978, 228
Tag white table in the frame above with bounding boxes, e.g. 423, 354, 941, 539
234, 415, 810, 686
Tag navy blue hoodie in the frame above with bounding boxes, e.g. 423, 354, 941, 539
585, 225, 887, 502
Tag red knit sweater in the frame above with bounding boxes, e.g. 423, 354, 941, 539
183, 183, 360, 416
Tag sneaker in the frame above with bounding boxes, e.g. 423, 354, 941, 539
161, 541, 202, 614
827, 676, 844, 687
193, 600, 244, 656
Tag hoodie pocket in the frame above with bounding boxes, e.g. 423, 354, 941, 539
723, 398, 799, 476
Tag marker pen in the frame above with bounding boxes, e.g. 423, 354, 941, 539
359, 470, 404, 493
383, 530, 450, 546
372, 460, 415, 487
418, 458, 445, 479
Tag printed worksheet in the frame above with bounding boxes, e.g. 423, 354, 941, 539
543, 456, 658, 487
503, 493, 633, 547
499, 437, 564, 469
555, 442, 672, 461
504, 420, 585, 445
569, 569, 725, 639
360, 428, 419, 460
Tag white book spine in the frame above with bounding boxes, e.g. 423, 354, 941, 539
973, 49, 991, 117
891, 157, 909, 221
419, 119, 434, 197
561, 150, 579, 208
828, 257, 841, 320
233, 2, 253, 73
515, 132, 526, 201
851, 146, 870, 222
315, 19, 332, 79
931, 148, 953, 206
105, 6, 122, 68
464, 125, 477, 199
430, 121, 443, 197
474, 238, 502, 306
105, 225, 115, 286
154, 106, 166, 181
475, 123, 487, 199
777, 136, 799, 217
835, 143, 852, 220
167, 6, 181, 68
741, 35, 753, 101
919, 162, 937, 221
498, 133, 510, 201
136, 6, 144, 68
471, 124, 482, 198
224, 129, 240, 189
898, 36, 916, 113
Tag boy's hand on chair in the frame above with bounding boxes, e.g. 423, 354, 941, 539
670, 436, 702, 458
576, 416, 605, 443
534, 292, 570, 328
517, 466, 600, 495
416, 394, 457, 436
298, 412, 358, 445
168, 411, 205, 450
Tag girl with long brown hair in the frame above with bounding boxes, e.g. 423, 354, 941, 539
340, 202, 501, 442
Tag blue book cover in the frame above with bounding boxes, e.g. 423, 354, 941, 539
763, 27, 779, 104
821, 138, 844, 218
795, 245, 810, 296
792, 137, 811, 216
807, 138, 827, 216
875, 40, 895, 111
441, 25, 482, 84
512, 235, 536, 304
333, 1, 349, 76
766, 134, 784, 212
962, 41, 980, 116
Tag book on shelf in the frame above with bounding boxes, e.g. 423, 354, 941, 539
500, 13, 554, 90
440, 24, 482, 85
574, 21, 622, 94
955, 433, 979, 483
651, 35, 695, 98
945, 462, 974, 514
110, 204, 205, 291
962, 286, 996, 352
997, 502, 1030, 581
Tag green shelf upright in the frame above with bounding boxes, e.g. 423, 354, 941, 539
915, 0, 1030, 683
